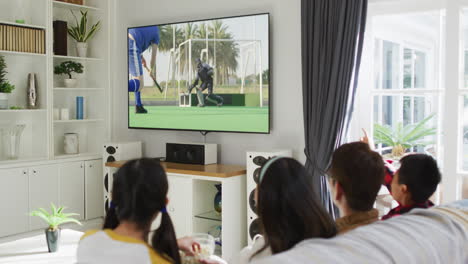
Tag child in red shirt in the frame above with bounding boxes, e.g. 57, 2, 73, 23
382, 154, 441, 220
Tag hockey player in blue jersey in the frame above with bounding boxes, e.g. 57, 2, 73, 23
128, 26, 160, 114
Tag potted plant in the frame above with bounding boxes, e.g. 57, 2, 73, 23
54, 61, 84, 88
68, 11, 100, 57
373, 113, 437, 159
30, 203, 81, 253
0, 55, 15, 109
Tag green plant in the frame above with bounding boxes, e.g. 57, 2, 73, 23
54, 61, 83, 79
0, 55, 15, 93
30, 203, 81, 231
373, 113, 437, 157
10, 106, 23, 110
68, 11, 100, 42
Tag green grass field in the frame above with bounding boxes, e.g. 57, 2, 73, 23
129, 106, 269, 132
130, 85, 270, 100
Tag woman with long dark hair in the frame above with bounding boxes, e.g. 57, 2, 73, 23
228, 157, 337, 263
77, 158, 198, 264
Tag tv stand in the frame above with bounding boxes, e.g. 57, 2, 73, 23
105, 160, 247, 260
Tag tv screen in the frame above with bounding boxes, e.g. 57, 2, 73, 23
128, 13, 270, 133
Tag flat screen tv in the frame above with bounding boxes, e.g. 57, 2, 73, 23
127, 13, 270, 133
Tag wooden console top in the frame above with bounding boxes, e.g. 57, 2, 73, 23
105, 160, 246, 178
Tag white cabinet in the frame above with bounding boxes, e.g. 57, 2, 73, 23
0, 168, 29, 237
29, 165, 59, 230
85, 159, 104, 220
0, 158, 103, 237
166, 175, 193, 237
59, 161, 85, 221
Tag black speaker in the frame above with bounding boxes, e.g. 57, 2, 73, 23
53, 20, 67, 56
166, 143, 217, 165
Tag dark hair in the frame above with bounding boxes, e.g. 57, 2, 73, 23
254, 157, 337, 257
103, 158, 181, 264
329, 142, 385, 212
398, 154, 441, 203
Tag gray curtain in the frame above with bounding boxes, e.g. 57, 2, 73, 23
301, 0, 368, 217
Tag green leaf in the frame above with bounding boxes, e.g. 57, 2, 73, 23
373, 113, 437, 155
67, 10, 99, 42
80, 12, 87, 42
373, 123, 395, 146
30, 204, 81, 228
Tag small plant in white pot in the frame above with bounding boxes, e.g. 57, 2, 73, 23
54, 61, 84, 88
0, 55, 15, 109
31, 203, 81, 253
68, 11, 100, 57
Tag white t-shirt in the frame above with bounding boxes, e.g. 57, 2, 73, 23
229, 235, 271, 264
76, 229, 171, 264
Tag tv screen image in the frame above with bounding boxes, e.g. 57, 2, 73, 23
128, 13, 270, 133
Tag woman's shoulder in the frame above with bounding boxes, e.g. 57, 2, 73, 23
77, 229, 171, 264
147, 248, 172, 264
230, 235, 271, 264
80, 229, 101, 241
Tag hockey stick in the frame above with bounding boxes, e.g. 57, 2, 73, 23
143, 64, 163, 93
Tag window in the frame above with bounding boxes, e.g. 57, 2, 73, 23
371, 36, 439, 157
350, 1, 462, 202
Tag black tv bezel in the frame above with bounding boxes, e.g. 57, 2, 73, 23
127, 12, 271, 135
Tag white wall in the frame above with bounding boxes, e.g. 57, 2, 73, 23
111, 0, 304, 165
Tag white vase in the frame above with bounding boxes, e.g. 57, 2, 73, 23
64, 79, 77, 88
0, 93, 8, 109
64, 133, 79, 154
76, 42, 88, 57
1, 124, 26, 160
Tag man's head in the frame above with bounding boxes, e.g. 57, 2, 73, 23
391, 154, 441, 205
328, 142, 385, 215
196, 58, 202, 68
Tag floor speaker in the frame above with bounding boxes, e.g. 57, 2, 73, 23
246, 150, 292, 245
103, 142, 142, 214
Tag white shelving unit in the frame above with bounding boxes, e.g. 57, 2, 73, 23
0, 20, 46, 30
53, 55, 103, 61
0, 0, 111, 166
52, 0, 102, 12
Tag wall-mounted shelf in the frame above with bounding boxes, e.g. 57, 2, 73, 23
54, 87, 104, 91
0, 21, 46, 30
195, 211, 222, 222
0, 157, 49, 167
0, 109, 47, 113
52, 1, 102, 12
54, 152, 101, 160
53, 55, 103, 61
0, 50, 46, 57
54, 119, 104, 124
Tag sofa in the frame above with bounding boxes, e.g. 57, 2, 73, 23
253, 200, 468, 264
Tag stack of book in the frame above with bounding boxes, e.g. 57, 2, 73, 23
0, 24, 46, 54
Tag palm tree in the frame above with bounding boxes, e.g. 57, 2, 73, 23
208, 20, 239, 86
158, 25, 183, 52
158, 21, 240, 88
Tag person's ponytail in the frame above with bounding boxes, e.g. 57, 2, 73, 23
103, 204, 120, 229
151, 209, 181, 264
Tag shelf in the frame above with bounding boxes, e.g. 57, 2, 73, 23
0, 109, 47, 113
54, 87, 104, 91
54, 152, 101, 160
0, 157, 49, 167
53, 55, 103, 61
194, 211, 222, 222
52, 1, 102, 12
54, 119, 104, 124
0, 21, 46, 30
0, 50, 46, 57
